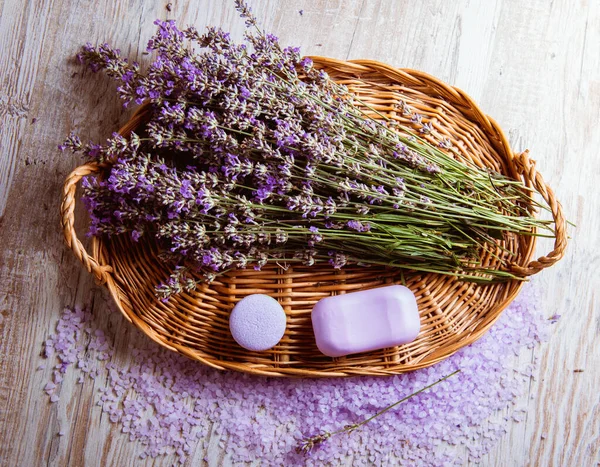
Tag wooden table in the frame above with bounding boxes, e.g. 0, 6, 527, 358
1, 1, 598, 465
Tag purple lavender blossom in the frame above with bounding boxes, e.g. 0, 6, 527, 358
346, 220, 371, 232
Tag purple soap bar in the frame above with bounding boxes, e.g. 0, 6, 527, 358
311, 285, 420, 357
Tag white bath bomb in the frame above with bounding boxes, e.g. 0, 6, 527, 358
229, 294, 286, 351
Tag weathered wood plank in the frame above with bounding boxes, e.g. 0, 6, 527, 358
477, 0, 600, 465
0, 1, 598, 466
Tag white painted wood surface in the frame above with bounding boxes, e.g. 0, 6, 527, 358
0, 0, 598, 465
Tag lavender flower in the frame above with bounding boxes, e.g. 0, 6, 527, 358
346, 220, 371, 232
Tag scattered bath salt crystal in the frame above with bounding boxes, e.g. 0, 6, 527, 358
43, 340, 55, 357
37, 364, 46, 371
58, 431, 65, 436
44, 382, 56, 393
40, 285, 551, 465
50, 394, 60, 403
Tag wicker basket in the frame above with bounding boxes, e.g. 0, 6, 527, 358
60, 58, 567, 377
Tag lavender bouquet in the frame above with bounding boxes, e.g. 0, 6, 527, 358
61, 1, 552, 299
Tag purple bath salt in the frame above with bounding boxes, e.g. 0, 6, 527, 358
42, 284, 550, 465
229, 294, 287, 351
311, 285, 420, 357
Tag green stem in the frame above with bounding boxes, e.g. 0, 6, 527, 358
337, 369, 461, 435
298, 369, 461, 453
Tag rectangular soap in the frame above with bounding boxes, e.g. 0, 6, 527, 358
311, 285, 420, 358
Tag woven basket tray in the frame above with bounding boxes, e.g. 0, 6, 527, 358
61, 58, 567, 377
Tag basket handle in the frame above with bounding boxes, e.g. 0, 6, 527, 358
60, 162, 113, 284
60, 103, 152, 284
510, 150, 568, 276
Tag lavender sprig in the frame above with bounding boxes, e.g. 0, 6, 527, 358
297, 370, 461, 454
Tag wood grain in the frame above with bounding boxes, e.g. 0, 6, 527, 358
0, 0, 598, 465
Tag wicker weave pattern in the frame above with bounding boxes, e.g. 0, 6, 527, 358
60, 58, 566, 377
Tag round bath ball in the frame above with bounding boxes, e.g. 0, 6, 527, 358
229, 294, 286, 351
